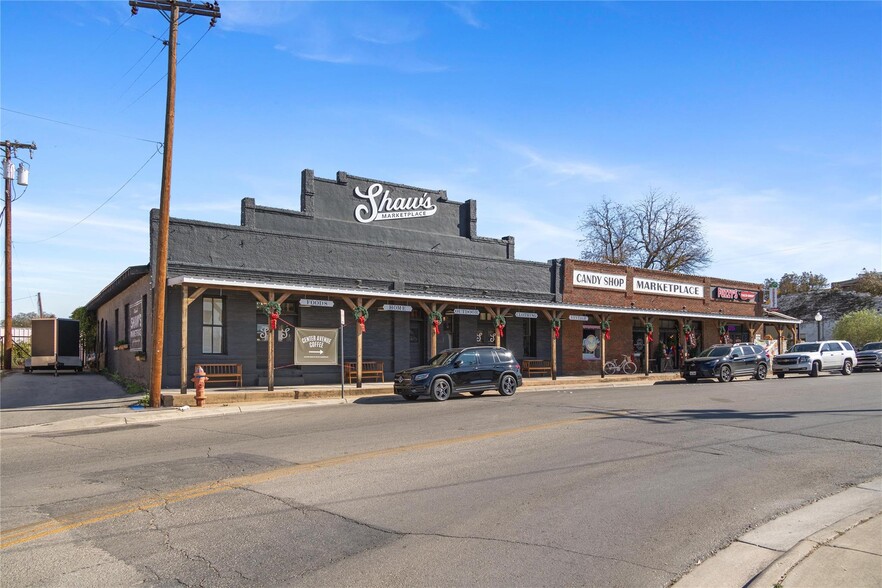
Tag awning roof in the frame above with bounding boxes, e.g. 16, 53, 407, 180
167, 275, 802, 325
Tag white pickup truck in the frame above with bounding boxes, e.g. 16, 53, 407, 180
772, 340, 857, 378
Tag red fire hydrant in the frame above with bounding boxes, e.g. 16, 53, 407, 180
192, 365, 208, 407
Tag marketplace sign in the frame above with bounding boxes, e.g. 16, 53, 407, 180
633, 278, 704, 299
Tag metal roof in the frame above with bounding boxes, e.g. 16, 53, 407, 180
167, 274, 802, 325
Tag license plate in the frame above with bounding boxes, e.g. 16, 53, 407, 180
689, 371, 696, 376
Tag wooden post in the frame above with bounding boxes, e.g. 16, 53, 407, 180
542, 310, 561, 381
268, 293, 276, 391
341, 297, 375, 389
179, 285, 206, 394
599, 314, 611, 379
180, 285, 188, 393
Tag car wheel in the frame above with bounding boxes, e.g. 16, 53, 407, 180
809, 361, 820, 377
841, 359, 853, 376
402, 393, 419, 401
429, 378, 451, 401
776, 373, 785, 379
470, 391, 485, 396
498, 374, 517, 396
718, 365, 733, 383
755, 364, 768, 380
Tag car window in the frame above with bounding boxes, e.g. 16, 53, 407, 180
457, 351, 479, 366
842, 342, 854, 351
493, 349, 513, 363
698, 346, 731, 357
861, 342, 882, 351
821, 343, 834, 352
790, 343, 820, 353
428, 350, 457, 367
476, 348, 497, 365
753, 345, 764, 355
828, 342, 843, 351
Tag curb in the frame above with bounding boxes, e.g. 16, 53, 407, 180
672, 477, 882, 588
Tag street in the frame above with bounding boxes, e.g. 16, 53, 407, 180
2, 373, 880, 587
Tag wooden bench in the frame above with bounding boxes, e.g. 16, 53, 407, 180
522, 359, 553, 377
343, 360, 385, 383
197, 363, 243, 387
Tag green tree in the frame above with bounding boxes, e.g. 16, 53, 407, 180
832, 309, 882, 348
70, 306, 97, 355
852, 268, 882, 296
777, 271, 828, 295
0, 311, 56, 327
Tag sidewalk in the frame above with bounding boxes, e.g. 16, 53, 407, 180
674, 477, 882, 588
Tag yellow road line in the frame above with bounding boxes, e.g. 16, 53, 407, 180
1, 412, 617, 549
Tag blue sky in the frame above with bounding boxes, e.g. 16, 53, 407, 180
2, 1, 880, 319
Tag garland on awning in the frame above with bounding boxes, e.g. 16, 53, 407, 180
429, 310, 443, 335
600, 320, 611, 340
261, 301, 282, 330
494, 315, 506, 339
551, 318, 561, 340
354, 306, 369, 333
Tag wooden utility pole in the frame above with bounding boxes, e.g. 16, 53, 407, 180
3, 140, 36, 370
37, 292, 43, 318
130, 0, 220, 407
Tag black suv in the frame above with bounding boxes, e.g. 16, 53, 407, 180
681, 343, 770, 383
393, 347, 523, 401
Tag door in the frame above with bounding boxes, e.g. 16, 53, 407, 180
409, 320, 426, 367
821, 342, 843, 369
450, 350, 480, 388
474, 348, 498, 386
730, 348, 753, 375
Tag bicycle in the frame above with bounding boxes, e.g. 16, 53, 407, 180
603, 354, 638, 375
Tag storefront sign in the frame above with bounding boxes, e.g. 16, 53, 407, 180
514, 312, 538, 319
294, 328, 339, 365
713, 287, 758, 303
633, 278, 703, 298
354, 183, 438, 223
573, 270, 627, 291
129, 299, 143, 352
300, 299, 334, 308
382, 304, 413, 312
453, 308, 480, 316
568, 314, 591, 322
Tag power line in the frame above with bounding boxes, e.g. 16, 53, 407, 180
0, 107, 160, 144
16, 144, 162, 245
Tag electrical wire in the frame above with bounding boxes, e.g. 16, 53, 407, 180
0, 107, 159, 144
124, 23, 214, 111
119, 36, 163, 81
120, 42, 167, 98
16, 144, 162, 245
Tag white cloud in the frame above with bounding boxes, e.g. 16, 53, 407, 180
500, 141, 618, 183
444, 2, 483, 28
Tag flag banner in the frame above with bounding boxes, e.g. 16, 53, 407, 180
294, 328, 339, 365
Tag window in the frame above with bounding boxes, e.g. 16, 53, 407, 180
523, 318, 537, 357
124, 304, 130, 343
202, 297, 225, 354
457, 350, 479, 366
115, 308, 120, 343
476, 348, 497, 365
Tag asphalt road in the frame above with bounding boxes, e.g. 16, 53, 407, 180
2, 372, 880, 587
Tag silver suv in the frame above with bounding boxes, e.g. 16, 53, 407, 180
855, 342, 882, 372
772, 340, 856, 378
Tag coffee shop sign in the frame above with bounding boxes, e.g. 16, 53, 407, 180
354, 183, 437, 223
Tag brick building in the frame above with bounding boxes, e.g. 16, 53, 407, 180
85, 168, 800, 389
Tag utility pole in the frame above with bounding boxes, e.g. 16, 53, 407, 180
130, 0, 220, 407
3, 140, 36, 370
37, 292, 43, 318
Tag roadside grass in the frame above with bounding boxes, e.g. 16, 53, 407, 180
102, 370, 149, 405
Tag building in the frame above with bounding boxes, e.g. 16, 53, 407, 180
85, 169, 800, 390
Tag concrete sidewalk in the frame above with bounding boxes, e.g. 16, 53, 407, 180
674, 477, 882, 588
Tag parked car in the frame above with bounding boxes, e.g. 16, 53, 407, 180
772, 340, 856, 378
393, 346, 523, 401
855, 342, 882, 372
681, 343, 769, 383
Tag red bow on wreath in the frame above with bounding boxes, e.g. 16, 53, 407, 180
601, 320, 611, 340
430, 311, 443, 335
353, 306, 369, 333
552, 318, 561, 340
358, 315, 366, 333
494, 315, 506, 339
645, 323, 654, 343
270, 312, 279, 331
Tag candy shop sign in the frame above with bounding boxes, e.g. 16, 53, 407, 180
354, 183, 437, 223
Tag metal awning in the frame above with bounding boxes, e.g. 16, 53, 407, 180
167, 275, 802, 325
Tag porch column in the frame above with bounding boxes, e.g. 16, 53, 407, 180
342, 297, 376, 388
542, 310, 563, 381
599, 313, 612, 379
180, 285, 207, 394
419, 302, 447, 359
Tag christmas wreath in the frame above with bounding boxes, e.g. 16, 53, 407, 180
600, 319, 611, 340
354, 306, 369, 333
683, 323, 693, 335
429, 310, 443, 335
645, 322, 654, 343
261, 301, 282, 330
494, 315, 506, 338
551, 318, 562, 340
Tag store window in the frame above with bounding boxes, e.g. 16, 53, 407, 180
202, 296, 225, 354
582, 316, 601, 361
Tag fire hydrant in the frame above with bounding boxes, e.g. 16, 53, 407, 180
192, 365, 208, 407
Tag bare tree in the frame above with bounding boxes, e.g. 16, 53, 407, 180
578, 188, 712, 274
578, 197, 634, 264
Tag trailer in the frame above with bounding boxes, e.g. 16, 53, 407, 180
24, 318, 83, 375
